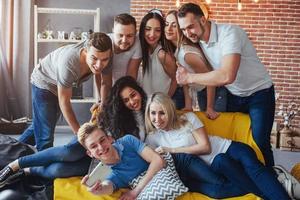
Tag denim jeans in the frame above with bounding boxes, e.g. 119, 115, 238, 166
197, 86, 228, 112
18, 137, 90, 179
172, 153, 247, 198
18, 84, 60, 151
171, 86, 185, 109
212, 142, 290, 200
227, 85, 275, 168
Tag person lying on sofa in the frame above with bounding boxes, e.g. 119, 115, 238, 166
78, 122, 164, 199
99, 76, 253, 199
145, 92, 291, 200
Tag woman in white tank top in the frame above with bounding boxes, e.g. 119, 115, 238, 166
138, 11, 177, 99
164, 10, 222, 119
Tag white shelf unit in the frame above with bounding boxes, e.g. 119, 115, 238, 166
34, 6, 100, 103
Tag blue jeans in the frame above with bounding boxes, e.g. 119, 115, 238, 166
172, 86, 185, 109
18, 137, 90, 179
18, 84, 60, 151
212, 142, 290, 200
197, 86, 228, 112
227, 85, 275, 168
172, 153, 247, 198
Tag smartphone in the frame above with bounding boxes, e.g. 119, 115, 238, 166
86, 162, 112, 187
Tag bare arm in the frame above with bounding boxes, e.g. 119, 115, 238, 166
184, 52, 210, 73
120, 146, 164, 199
184, 52, 218, 118
177, 54, 241, 86
158, 50, 177, 97
182, 85, 193, 111
206, 86, 219, 119
99, 72, 112, 107
156, 127, 211, 155
57, 86, 80, 134
126, 58, 142, 80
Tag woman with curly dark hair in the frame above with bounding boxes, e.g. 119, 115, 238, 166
0, 76, 147, 188
99, 76, 148, 141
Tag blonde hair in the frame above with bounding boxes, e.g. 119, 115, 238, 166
77, 122, 102, 148
145, 92, 187, 133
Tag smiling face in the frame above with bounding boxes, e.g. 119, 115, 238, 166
113, 23, 136, 52
149, 102, 169, 130
178, 12, 205, 43
165, 13, 178, 43
120, 86, 142, 111
144, 18, 162, 48
85, 47, 111, 74
85, 129, 115, 162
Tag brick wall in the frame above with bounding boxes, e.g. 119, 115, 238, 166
131, 0, 300, 128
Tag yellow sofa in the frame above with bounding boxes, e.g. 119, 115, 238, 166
54, 112, 264, 200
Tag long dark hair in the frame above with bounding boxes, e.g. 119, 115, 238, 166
98, 76, 147, 139
139, 12, 166, 75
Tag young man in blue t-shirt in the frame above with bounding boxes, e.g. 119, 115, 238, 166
78, 122, 164, 199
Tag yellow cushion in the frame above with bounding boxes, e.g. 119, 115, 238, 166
54, 112, 264, 200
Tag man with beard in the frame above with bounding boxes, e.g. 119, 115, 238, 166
176, 3, 275, 170
108, 13, 142, 83
92, 13, 142, 111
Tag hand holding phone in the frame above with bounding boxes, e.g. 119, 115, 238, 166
85, 162, 111, 187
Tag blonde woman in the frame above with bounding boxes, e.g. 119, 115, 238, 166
145, 92, 290, 200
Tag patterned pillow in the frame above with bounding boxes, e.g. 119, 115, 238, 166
129, 153, 188, 200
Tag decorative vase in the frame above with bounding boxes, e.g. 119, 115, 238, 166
279, 125, 299, 152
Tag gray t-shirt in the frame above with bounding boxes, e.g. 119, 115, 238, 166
31, 41, 111, 96
108, 33, 142, 83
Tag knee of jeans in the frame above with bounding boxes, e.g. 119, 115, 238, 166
44, 163, 65, 179
213, 153, 229, 169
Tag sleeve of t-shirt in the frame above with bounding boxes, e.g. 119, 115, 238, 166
56, 58, 78, 88
131, 36, 142, 59
220, 25, 243, 57
120, 135, 146, 154
185, 112, 204, 130
145, 133, 159, 149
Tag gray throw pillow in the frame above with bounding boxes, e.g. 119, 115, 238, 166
129, 153, 188, 200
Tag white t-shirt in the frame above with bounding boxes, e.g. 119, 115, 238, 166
139, 44, 171, 96
108, 33, 142, 83
176, 44, 206, 92
146, 112, 231, 165
200, 21, 273, 97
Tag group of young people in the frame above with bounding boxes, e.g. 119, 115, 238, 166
0, 2, 295, 200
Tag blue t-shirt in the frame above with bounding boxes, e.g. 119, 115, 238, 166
106, 135, 148, 190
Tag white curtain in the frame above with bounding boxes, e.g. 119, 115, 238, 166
0, 0, 34, 119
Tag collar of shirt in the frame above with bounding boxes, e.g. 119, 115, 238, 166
200, 21, 218, 48
105, 142, 124, 167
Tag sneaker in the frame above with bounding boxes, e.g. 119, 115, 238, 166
5, 169, 25, 185
0, 166, 15, 188
274, 165, 300, 200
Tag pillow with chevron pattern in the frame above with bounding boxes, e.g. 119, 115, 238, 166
129, 153, 188, 200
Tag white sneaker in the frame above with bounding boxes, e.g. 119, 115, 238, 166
274, 165, 300, 200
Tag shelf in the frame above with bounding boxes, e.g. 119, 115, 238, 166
34, 5, 100, 103
37, 39, 84, 43
37, 7, 99, 15
70, 98, 97, 103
